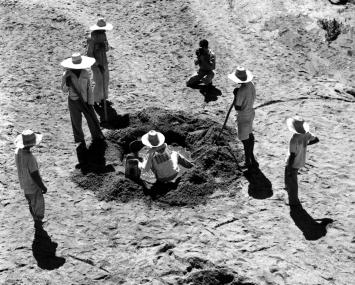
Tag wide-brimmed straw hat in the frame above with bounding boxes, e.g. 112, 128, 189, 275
141, 130, 165, 147
286, 116, 310, 134
14, 130, 43, 148
61, 53, 95, 69
90, 18, 113, 31
228, 66, 253, 83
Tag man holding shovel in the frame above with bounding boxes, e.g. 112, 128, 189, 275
61, 53, 105, 166
87, 18, 112, 118
228, 67, 258, 169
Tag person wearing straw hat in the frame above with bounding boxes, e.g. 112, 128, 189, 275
284, 116, 319, 206
139, 130, 194, 183
14, 130, 47, 234
87, 18, 113, 108
228, 66, 258, 169
61, 53, 104, 148
186, 39, 216, 87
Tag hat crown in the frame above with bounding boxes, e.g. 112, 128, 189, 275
22, 130, 35, 142
148, 131, 160, 146
97, 18, 107, 27
71, 53, 82, 64
235, 67, 247, 81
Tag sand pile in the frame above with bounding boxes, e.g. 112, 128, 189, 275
71, 107, 243, 206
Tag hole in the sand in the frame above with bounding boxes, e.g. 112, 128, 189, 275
71, 107, 243, 207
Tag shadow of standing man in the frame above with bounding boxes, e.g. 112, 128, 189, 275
32, 225, 66, 270
290, 203, 333, 240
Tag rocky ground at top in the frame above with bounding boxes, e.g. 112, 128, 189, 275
1, 0, 355, 284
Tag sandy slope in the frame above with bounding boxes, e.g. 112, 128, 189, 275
1, 0, 355, 284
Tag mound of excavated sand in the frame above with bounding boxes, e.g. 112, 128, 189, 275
71, 107, 243, 207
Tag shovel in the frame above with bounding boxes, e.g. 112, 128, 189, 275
213, 97, 235, 145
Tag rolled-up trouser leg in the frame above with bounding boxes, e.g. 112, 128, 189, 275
25, 188, 45, 221
68, 98, 84, 143
284, 166, 299, 204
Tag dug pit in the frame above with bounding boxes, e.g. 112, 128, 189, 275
71, 107, 243, 206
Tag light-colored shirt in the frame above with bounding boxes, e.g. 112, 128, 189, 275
15, 148, 41, 194
61, 69, 94, 105
235, 82, 256, 115
285, 132, 316, 169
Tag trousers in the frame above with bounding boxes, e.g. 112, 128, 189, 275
25, 188, 45, 221
91, 64, 109, 102
186, 69, 215, 86
284, 166, 299, 204
68, 97, 102, 143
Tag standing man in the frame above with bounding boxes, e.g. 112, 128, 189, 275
285, 116, 319, 206
87, 18, 113, 108
186, 39, 216, 87
61, 53, 104, 149
14, 130, 47, 234
228, 66, 258, 169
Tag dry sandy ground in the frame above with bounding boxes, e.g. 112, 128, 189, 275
1, 0, 355, 284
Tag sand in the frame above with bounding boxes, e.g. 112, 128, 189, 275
1, 0, 355, 284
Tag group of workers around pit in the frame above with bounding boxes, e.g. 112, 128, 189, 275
14, 20, 319, 236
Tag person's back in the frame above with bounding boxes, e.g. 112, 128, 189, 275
140, 131, 194, 183
286, 133, 314, 169
235, 81, 256, 114
15, 148, 39, 193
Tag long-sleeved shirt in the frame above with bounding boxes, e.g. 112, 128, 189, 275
197, 48, 216, 71
87, 31, 109, 68
61, 69, 94, 105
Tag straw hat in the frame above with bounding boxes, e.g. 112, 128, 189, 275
14, 130, 43, 148
141, 130, 165, 147
61, 53, 95, 69
228, 66, 253, 83
286, 116, 310, 134
90, 18, 113, 31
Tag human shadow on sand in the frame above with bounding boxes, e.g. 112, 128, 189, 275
94, 102, 130, 129
76, 141, 115, 175
32, 226, 66, 270
189, 84, 222, 103
243, 167, 273, 199
290, 203, 334, 241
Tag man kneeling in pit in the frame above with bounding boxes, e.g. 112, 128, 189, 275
138, 130, 194, 183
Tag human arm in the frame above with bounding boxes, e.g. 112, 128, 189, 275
177, 153, 194, 168
140, 149, 156, 172
61, 71, 70, 93
201, 50, 215, 70
30, 170, 47, 194
286, 153, 296, 176
233, 86, 243, 111
307, 134, 319, 146
86, 75, 94, 105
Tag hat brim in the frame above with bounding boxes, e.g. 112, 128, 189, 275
61, 56, 96, 69
286, 117, 310, 134
228, 70, 253, 83
141, 132, 165, 147
15, 133, 43, 148
90, 23, 113, 31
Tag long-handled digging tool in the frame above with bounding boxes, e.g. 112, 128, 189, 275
213, 97, 235, 145
100, 66, 108, 122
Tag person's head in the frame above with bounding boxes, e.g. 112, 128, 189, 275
14, 130, 43, 149
141, 130, 165, 148
199, 39, 209, 51
61, 53, 95, 70
90, 18, 113, 32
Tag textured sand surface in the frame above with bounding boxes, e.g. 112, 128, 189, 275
1, 0, 355, 284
